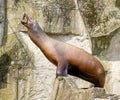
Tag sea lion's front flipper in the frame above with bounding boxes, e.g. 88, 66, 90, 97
56, 61, 68, 77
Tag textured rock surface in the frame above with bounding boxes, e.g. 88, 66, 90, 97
30, 0, 89, 35
5, 0, 91, 99
51, 77, 120, 100
0, 0, 120, 100
0, 34, 34, 100
0, 0, 6, 46
78, 0, 120, 95
7, 0, 90, 36
18, 31, 91, 100
19, 32, 56, 100
78, 0, 120, 36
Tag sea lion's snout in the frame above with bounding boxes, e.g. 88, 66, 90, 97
21, 13, 28, 25
21, 13, 33, 26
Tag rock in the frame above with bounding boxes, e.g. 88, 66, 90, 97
0, 0, 6, 46
5, 0, 91, 98
51, 77, 88, 100
18, 27, 93, 99
7, 0, 90, 36
77, 0, 120, 95
51, 76, 120, 100
77, 0, 120, 37
29, 0, 82, 34
91, 25, 120, 95
0, 0, 120, 99
0, 34, 34, 100
77, 0, 105, 32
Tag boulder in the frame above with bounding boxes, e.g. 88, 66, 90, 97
51, 76, 120, 100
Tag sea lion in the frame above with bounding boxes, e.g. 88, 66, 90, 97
21, 13, 105, 87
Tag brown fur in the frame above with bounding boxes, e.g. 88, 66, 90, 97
21, 13, 105, 87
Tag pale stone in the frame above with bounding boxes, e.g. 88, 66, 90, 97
18, 25, 92, 100
78, 0, 120, 95
7, 0, 90, 35
0, 34, 34, 100
0, 0, 120, 99
0, 0, 5, 46
51, 76, 120, 100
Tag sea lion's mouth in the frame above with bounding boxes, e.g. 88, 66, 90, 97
21, 13, 28, 25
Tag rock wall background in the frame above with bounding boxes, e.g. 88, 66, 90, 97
0, 0, 120, 100
0, 0, 6, 46
77, 0, 120, 95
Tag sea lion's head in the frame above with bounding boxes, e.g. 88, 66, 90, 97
21, 13, 35, 29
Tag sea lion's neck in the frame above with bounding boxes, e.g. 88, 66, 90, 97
28, 25, 49, 47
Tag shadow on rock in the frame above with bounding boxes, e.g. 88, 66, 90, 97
0, 53, 11, 89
